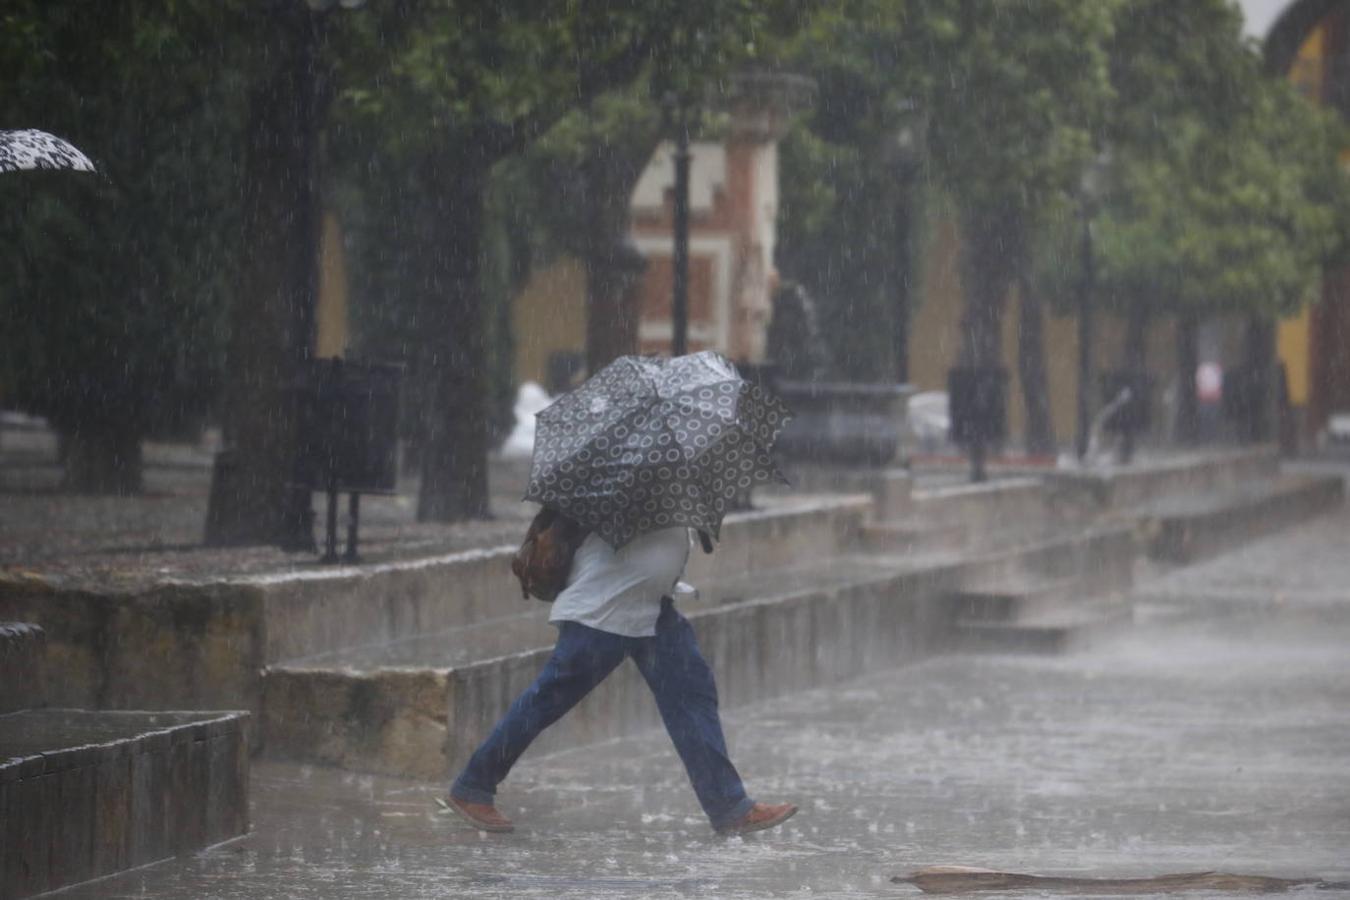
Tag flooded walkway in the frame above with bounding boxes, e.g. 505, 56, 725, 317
60, 505, 1350, 899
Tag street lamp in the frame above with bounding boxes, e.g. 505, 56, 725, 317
1074, 151, 1110, 463
279, 0, 366, 550
890, 98, 927, 385
661, 92, 693, 358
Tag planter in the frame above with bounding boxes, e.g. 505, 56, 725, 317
773, 381, 914, 466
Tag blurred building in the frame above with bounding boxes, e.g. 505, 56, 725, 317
1257, 0, 1350, 442
512, 78, 801, 391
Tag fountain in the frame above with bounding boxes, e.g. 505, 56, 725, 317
763, 282, 913, 467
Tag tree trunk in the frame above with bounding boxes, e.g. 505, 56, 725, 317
958, 213, 1017, 370
1016, 273, 1056, 457
1116, 301, 1150, 463
1124, 302, 1148, 373
59, 423, 143, 495
583, 143, 648, 375
1174, 313, 1200, 444
205, 3, 318, 547
416, 159, 491, 522
956, 213, 1015, 482
893, 184, 917, 384
1243, 315, 1276, 443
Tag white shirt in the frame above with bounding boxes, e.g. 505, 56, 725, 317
548, 527, 695, 637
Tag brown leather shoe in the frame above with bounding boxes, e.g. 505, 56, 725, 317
718, 801, 798, 835
441, 795, 515, 833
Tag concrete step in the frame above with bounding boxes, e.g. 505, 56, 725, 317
260, 555, 940, 780
1046, 446, 1280, 513
946, 577, 1085, 623
260, 524, 1140, 781
954, 598, 1134, 654
1141, 473, 1344, 563
0, 709, 249, 899
860, 521, 969, 556
0, 494, 870, 730
907, 477, 1050, 532
0, 623, 46, 714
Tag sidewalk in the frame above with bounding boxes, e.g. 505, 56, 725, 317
56, 503, 1350, 899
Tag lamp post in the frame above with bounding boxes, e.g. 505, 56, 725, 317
663, 93, 692, 358
279, 0, 366, 549
1074, 152, 1110, 463
890, 99, 926, 385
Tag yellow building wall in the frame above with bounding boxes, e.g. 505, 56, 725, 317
910, 213, 1089, 447
908, 215, 965, 396
1279, 304, 1312, 405
512, 256, 587, 386
1277, 23, 1328, 411
910, 208, 1182, 449
315, 211, 349, 358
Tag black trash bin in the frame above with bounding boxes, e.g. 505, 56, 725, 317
293, 358, 403, 562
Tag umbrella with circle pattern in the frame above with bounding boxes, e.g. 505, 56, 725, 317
524, 351, 793, 549
0, 130, 95, 174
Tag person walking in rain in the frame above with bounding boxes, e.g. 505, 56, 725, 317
443, 352, 798, 836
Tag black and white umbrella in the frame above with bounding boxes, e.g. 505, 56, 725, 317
524, 351, 793, 549
0, 129, 95, 174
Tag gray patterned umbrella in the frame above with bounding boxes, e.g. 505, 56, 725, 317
0, 129, 95, 174
524, 351, 793, 549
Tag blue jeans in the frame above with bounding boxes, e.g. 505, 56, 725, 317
451, 599, 754, 830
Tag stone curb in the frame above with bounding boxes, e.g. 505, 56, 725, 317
1, 710, 249, 899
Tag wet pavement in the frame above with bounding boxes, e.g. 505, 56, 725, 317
47, 498, 1350, 898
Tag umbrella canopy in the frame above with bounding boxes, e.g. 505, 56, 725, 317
524, 351, 793, 549
0, 129, 95, 174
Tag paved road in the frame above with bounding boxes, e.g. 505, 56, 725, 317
65, 504, 1350, 899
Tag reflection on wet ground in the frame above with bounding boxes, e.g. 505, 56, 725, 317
57, 510, 1350, 899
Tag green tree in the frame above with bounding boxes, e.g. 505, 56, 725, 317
0, 0, 248, 493
772, 0, 928, 382
1056, 0, 1350, 441
919, 0, 1115, 377
332, 0, 764, 522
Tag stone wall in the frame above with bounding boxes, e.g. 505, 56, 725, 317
1, 710, 249, 899
0, 624, 46, 715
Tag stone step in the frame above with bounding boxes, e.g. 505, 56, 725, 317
1046, 446, 1280, 513
860, 521, 970, 557
0, 623, 46, 714
0, 709, 249, 899
1141, 474, 1344, 563
943, 525, 1137, 644
260, 556, 934, 780
946, 576, 1087, 623
260, 524, 1140, 781
907, 477, 1050, 531
0, 494, 870, 729
954, 599, 1134, 654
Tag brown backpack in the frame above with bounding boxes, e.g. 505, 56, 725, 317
511, 508, 590, 602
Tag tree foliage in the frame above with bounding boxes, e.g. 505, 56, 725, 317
327, 0, 766, 520
772, 0, 928, 381
0, 0, 249, 492
1028, 0, 1350, 322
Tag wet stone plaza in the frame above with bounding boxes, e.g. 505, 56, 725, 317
55, 501, 1350, 899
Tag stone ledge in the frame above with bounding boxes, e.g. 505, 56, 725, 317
1045, 446, 1279, 512
0, 495, 869, 728
1141, 474, 1344, 563
260, 526, 1138, 781
0, 623, 46, 714
0, 709, 249, 899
